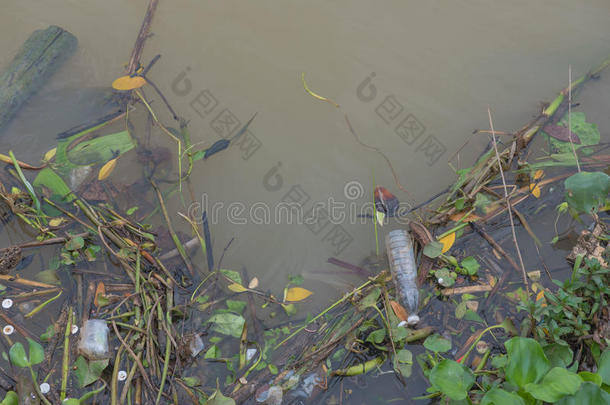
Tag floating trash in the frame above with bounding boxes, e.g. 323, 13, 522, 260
2, 325, 14, 335
1, 299, 12, 309
188, 334, 204, 357
117, 370, 127, 381
78, 319, 109, 360
71, 324, 79, 335
39, 383, 50, 394
246, 348, 257, 362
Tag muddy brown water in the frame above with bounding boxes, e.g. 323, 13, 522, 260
1, 1, 610, 403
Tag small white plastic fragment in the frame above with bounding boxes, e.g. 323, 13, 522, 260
71, 325, 79, 335
2, 325, 14, 335
407, 314, 420, 325
246, 348, 257, 362
77, 319, 109, 360
189, 334, 204, 357
117, 370, 127, 381
40, 383, 50, 394
2, 299, 13, 309
397, 320, 408, 328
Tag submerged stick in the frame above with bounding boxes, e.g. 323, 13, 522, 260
127, 0, 160, 75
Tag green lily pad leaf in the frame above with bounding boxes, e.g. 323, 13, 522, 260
396, 349, 412, 364
206, 389, 236, 405
26, 338, 44, 366
8, 342, 28, 368
524, 366, 581, 402
74, 355, 109, 388
182, 376, 201, 387
423, 334, 452, 353
504, 337, 550, 388
65, 236, 85, 251
555, 382, 610, 405
429, 359, 475, 400
564, 171, 610, 214
423, 241, 443, 258
455, 301, 467, 319
480, 387, 526, 405
545, 112, 600, 154
206, 313, 245, 338
460, 256, 480, 276
358, 287, 381, 310
366, 329, 386, 344
394, 349, 413, 377
225, 300, 246, 314
435, 268, 455, 287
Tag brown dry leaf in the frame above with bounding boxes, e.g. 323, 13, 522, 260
98, 158, 118, 180
228, 283, 248, 293
390, 300, 408, 321
284, 287, 313, 302
112, 75, 147, 91
94, 282, 106, 308
248, 277, 259, 289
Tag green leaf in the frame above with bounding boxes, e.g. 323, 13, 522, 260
62, 400, 79, 405
543, 343, 573, 368
423, 241, 443, 258
545, 112, 600, 154
206, 389, 236, 405
578, 371, 602, 386
74, 356, 109, 388
40, 325, 55, 342
204, 345, 220, 359
524, 367, 582, 402
27, 338, 44, 366
366, 329, 386, 344
358, 287, 381, 310
434, 268, 455, 287
564, 171, 610, 214
428, 359, 475, 400
182, 376, 200, 387
206, 313, 245, 338
0, 391, 18, 405
480, 387, 526, 405
66, 130, 134, 166
225, 300, 246, 314
555, 382, 610, 405
33, 168, 75, 203
598, 349, 610, 385
504, 337, 550, 388
219, 269, 242, 285
65, 236, 85, 251
460, 256, 480, 275
424, 334, 452, 353
8, 342, 28, 368
396, 349, 412, 364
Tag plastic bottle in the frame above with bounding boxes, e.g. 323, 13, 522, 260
385, 229, 420, 325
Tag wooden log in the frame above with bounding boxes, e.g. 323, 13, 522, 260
0, 25, 77, 132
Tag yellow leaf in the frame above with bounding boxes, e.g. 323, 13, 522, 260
439, 232, 456, 253
248, 277, 259, 289
98, 158, 118, 180
533, 170, 544, 180
376, 211, 385, 227
228, 283, 248, 293
301, 73, 340, 108
43, 147, 57, 161
112, 75, 147, 91
536, 290, 544, 301
49, 218, 65, 227
529, 183, 541, 198
284, 287, 313, 302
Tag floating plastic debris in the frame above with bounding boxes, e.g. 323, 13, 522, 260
117, 370, 127, 381
3, 325, 14, 335
40, 383, 50, 394
77, 319, 109, 360
71, 324, 79, 335
246, 348, 257, 362
2, 299, 12, 309
386, 230, 420, 325
188, 334, 204, 357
